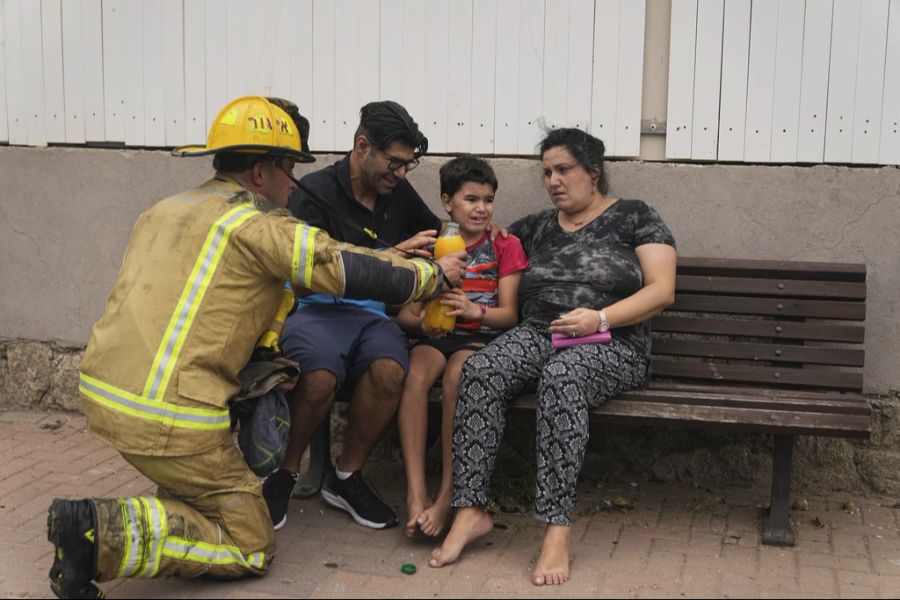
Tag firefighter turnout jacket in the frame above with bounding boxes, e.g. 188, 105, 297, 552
80, 176, 442, 457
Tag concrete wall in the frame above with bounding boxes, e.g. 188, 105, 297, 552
1, 146, 898, 392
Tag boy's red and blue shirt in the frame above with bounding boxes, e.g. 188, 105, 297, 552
456, 232, 528, 334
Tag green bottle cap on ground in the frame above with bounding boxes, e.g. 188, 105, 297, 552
401, 563, 417, 575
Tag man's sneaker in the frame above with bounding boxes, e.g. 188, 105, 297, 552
47, 499, 103, 599
320, 468, 398, 529
262, 468, 298, 531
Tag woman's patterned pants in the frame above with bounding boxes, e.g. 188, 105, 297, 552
451, 321, 649, 525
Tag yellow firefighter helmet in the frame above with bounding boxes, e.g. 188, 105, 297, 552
173, 96, 314, 163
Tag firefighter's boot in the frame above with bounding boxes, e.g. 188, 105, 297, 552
47, 498, 103, 599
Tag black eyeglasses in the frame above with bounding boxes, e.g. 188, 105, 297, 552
381, 150, 420, 173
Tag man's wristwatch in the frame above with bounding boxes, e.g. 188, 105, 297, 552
597, 309, 610, 333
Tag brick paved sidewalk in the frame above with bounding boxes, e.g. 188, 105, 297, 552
1, 411, 898, 599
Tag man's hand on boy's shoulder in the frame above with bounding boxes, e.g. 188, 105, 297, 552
488, 222, 509, 240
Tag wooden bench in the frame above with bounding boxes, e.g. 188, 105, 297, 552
294, 256, 870, 546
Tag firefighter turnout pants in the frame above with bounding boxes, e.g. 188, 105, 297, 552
90, 436, 275, 581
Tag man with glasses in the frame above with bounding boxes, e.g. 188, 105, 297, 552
263, 101, 448, 531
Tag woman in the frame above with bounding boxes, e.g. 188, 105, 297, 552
429, 128, 677, 586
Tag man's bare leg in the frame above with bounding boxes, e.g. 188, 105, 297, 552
428, 507, 494, 568
398, 346, 447, 538
338, 357, 405, 472
532, 525, 571, 586
281, 369, 338, 473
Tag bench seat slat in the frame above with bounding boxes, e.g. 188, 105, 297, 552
500, 396, 871, 438
651, 339, 866, 367
677, 257, 867, 282
669, 294, 866, 320
675, 275, 866, 300
648, 382, 868, 403
619, 389, 871, 416
650, 359, 863, 391
591, 402, 872, 438
652, 316, 866, 343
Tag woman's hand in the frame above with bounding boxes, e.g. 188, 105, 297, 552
550, 308, 601, 338
441, 288, 481, 321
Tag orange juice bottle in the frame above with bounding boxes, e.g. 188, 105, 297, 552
422, 223, 467, 333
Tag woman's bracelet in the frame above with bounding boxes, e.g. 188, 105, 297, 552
480, 304, 487, 321
597, 308, 610, 332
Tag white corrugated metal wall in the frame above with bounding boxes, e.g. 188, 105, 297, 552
667, 0, 900, 165
0, 0, 647, 155
1, 0, 898, 164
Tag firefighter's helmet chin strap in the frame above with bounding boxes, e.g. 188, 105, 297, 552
271, 156, 302, 188
280, 161, 302, 189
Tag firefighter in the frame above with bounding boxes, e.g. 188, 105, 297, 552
46, 96, 466, 599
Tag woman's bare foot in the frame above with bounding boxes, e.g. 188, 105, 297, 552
532, 524, 571, 586
428, 507, 493, 568
406, 495, 431, 539
416, 496, 452, 537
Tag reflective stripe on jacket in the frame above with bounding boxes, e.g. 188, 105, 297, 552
81, 176, 441, 456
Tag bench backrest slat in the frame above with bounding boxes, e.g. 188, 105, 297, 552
669, 294, 866, 320
676, 257, 867, 282
675, 275, 867, 300
652, 339, 865, 367
651, 359, 863, 390
652, 316, 865, 343
649, 257, 866, 393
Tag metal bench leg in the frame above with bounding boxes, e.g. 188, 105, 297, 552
762, 434, 795, 546
292, 411, 332, 499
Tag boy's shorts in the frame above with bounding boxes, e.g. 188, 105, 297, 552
412, 331, 495, 359
280, 304, 410, 389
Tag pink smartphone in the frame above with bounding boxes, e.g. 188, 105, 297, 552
551, 330, 612, 349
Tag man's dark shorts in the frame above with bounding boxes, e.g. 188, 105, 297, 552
281, 304, 410, 389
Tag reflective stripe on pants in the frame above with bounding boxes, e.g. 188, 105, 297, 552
92, 436, 275, 581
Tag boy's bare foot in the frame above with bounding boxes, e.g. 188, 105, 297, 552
428, 507, 493, 567
416, 496, 452, 537
406, 495, 431, 539
532, 524, 571, 586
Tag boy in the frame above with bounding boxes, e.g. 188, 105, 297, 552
396, 157, 527, 538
